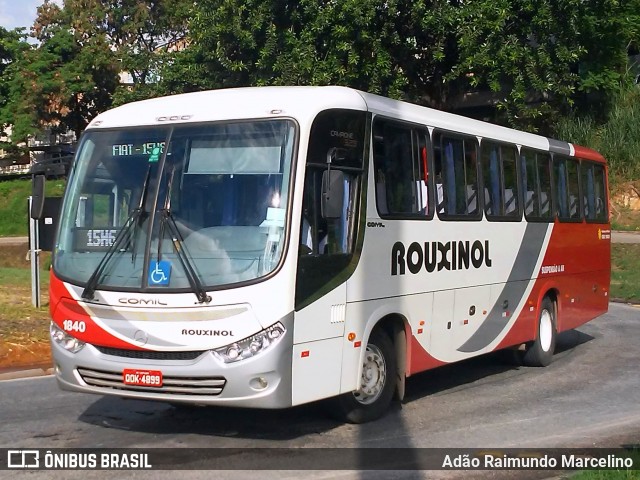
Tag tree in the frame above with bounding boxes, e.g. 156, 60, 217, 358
4, 1, 119, 143
181, 0, 632, 134
0, 27, 30, 144
2, 0, 192, 146
181, 0, 429, 98
449, 0, 630, 130
3, 0, 635, 141
52, 0, 192, 105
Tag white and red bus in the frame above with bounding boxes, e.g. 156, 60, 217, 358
46, 86, 610, 422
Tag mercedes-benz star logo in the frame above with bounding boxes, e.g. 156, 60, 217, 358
133, 330, 149, 346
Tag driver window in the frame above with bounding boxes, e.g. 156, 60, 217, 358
300, 168, 356, 255
295, 108, 367, 309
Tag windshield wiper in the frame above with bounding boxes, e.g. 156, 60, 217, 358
157, 167, 211, 304
81, 166, 152, 300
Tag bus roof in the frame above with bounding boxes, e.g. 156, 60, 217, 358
87, 86, 605, 164
87, 86, 368, 130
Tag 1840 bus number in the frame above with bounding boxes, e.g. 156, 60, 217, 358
62, 320, 86, 333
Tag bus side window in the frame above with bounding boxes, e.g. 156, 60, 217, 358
567, 159, 581, 220
537, 153, 553, 219
554, 156, 569, 219
581, 162, 596, 220
593, 164, 608, 221
481, 141, 520, 220
373, 119, 432, 218
582, 162, 608, 222
555, 156, 581, 221
502, 144, 519, 216
483, 144, 501, 217
521, 148, 553, 222
432, 142, 444, 213
434, 131, 479, 218
521, 149, 538, 217
417, 133, 430, 215
373, 130, 389, 216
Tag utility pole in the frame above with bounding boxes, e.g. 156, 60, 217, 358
28, 196, 41, 308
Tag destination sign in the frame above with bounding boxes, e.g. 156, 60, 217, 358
74, 228, 122, 252
111, 142, 165, 157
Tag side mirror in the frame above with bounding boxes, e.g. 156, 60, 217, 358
31, 174, 45, 220
321, 169, 345, 219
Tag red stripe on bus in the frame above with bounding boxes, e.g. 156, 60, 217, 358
49, 273, 147, 350
572, 144, 606, 163
409, 335, 446, 375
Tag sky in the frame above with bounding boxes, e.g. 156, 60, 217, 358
0, 0, 62, 31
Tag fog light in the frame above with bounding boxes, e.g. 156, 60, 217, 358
249, 376, 269, 390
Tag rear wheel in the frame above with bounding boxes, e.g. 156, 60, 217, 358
522, 297, 556, 367
334, 329, 397, 423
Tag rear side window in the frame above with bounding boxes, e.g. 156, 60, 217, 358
520, 148, 553, 221
554, 156, 581, 221
581, 161, 608, 222
433, 131, 480, 219
481, 141, 521, 220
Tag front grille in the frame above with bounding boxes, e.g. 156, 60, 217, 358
94, 346, 206, 361
78, 367, 226, 396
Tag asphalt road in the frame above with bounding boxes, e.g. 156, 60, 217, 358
1, 303, 639, 479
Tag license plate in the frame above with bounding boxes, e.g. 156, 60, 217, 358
123, 369, 163, 387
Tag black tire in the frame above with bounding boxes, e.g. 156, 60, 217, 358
522, 297, 557, 367
333, 329, 397, 423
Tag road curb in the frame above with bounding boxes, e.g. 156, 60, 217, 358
0, 366, 53, 381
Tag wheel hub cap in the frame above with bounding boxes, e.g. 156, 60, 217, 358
540, 309, 553, 352
353, 344, 386, 405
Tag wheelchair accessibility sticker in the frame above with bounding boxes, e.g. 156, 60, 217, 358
149, 260, 171, 286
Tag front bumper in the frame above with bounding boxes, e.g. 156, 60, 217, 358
51, 313, 294, 409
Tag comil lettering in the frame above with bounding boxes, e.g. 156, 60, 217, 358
392, 240, 493, 275
118, 298, 168, 306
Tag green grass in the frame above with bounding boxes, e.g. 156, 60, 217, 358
0, 245, 51, 344
570, 471, 640, 479
568, 449, 640, 479
611, 220, 640, 232
0, 267, 33, 284
610, 244, 640, 303
610, 205, 640, 232
0, 267, 51, 344
0, 179, 65, 236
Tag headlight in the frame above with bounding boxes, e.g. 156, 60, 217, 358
212, 322, 285, 364
50, 322, 85, 353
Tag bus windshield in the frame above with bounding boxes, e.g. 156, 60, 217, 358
54, 120, 296, 294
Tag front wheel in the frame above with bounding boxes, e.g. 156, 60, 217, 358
333, 329, 397, 423
522, 297, 557, 367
